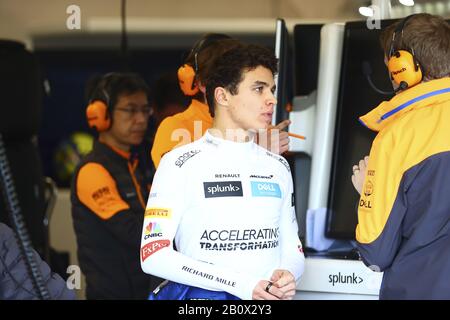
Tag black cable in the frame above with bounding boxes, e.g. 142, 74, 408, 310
0, 133, 51, 299
121, 0, 129, 71
361, 61, 410, 95
362, 61, 394, 95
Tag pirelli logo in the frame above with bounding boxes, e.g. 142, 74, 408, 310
145, 208, 172, 219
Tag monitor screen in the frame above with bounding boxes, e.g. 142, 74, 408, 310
274, 19, 322, 241
326, 20, 397, 239
273, 18, 293, 124
293, 24, 322, 97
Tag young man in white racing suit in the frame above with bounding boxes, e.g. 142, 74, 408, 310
140, 42, 305, 300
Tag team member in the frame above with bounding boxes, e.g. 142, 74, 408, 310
151, 33, 291, 169
71, 73, 159, 299
151, 72, 190, 128
141, 43, 305, 300
352, 14, 450, 299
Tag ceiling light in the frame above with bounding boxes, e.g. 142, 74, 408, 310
399, 0, 415, 6
359, 6, 374, 17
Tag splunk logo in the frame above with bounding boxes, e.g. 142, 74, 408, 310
251, 182, 281, 198
203, 181, 243, 198
144, 222, 163, 240
329, 272, 363, 286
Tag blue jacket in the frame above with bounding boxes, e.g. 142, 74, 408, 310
0, 223, 76, 300
357, 78, 450, 299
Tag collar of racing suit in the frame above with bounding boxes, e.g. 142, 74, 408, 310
359, 77, 450, 132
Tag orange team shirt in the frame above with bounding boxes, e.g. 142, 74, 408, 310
151, 99, 213, 168
77, 144, 146, 220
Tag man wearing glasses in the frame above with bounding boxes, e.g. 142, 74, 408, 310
71, 72, 159, 299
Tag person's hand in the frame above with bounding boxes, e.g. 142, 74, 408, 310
351, 156, 369, 195
257, 119, 290, 154
272, 119, 291, 155
269, 269, 297, 300
252, 280, 282, 300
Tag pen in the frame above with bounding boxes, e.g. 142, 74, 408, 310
288, 132, 306, 140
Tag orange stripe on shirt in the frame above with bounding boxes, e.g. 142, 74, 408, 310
76, 163, 130, 220
127, 160, 146, 209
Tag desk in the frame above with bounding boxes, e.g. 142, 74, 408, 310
295, 257, 382, 300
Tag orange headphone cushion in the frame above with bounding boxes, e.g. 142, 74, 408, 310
86, 100, 111, 132
388, 50, 423, 87
177, 64, 199, 96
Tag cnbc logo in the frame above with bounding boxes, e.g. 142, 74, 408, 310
144, 222, 163, 240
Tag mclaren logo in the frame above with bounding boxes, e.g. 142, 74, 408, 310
249, 174, 273, 179
265, 152, 290, 172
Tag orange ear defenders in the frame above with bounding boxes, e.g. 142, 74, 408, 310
86, 78, 112, 132
178, 34, 232, 96
387, 15, 423, 91
86, 99, 111, 132
178, 63, 199, 96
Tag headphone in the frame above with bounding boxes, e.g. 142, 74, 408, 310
178, 62, 198, 96
387, 14, 423, 91
86, 73, 114, 132
177, 34, 231, 96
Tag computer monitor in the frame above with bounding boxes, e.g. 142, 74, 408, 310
273, 18, 293, 125
273, 20, 325, 241
326, 20, 396, 240
293, 24, 322, 97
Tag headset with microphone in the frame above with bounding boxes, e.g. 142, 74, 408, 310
362, 61, 408, 95
177, 34, 231, 96
363, 14, 423, 95
86, 74, 115, 132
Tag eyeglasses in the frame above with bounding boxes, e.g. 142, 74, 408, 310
115, 106, 153, 118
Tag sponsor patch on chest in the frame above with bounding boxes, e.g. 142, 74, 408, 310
203, 181, 243, 198
250, 181, 281, 198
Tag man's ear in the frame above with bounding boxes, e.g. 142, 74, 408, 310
214, 87, 229, 106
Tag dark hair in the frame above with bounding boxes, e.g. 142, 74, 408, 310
183, 34, 241, 101
380, 13, 450, 80
185, 33, 232, 68
205, 43, 278, 117
152, 72, 189, 112
85, 72, 150, 111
